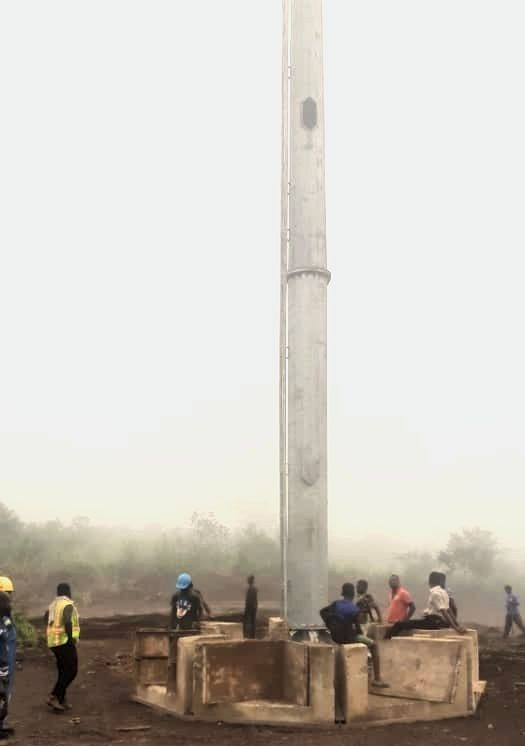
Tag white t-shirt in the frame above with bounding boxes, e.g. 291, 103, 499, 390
424, 586, 450, 617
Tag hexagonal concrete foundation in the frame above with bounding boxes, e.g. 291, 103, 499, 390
132, 622, 485, 728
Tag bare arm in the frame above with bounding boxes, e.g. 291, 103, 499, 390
441, 608, 466, 634
406, 601, 416, 620
371, 602, 382, 623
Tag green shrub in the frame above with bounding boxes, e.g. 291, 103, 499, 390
12, 610, 37, 647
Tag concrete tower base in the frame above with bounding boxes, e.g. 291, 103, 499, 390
133, 622, 486, 728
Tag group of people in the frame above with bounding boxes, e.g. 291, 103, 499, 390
1, 569, 523, 737
0, 569, 255, 737
320, 571, 467, 688
0, 575, 81, 737
170, 572, 259, 640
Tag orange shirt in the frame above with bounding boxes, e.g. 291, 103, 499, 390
387, 587, 413, 623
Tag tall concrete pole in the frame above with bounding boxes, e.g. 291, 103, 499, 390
285, 0, 330, 629
279, 0, 290, 622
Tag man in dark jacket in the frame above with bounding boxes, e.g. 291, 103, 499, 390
243, 575, 258, 639
170, 573, 207, 631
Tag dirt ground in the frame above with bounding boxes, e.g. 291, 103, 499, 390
7, 614, 525, 746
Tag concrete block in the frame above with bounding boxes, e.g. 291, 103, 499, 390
308, 644, 335, 722
133, 634, 479, 727
452, 644, 470, 712
201, 640, 284, 704
337, 644, 368, 722
135, 657, 168, 686
414, 629, 479, 682
134, 628, 170, 659
268, 617, 289, 640
200, 622, 243, 640
414, 633, 475, 708
134, 684, 167, 709
170, 634, 224, 715
283, 642, 308, 706
166, 630, 200, 695
363, 645, 472, 725
375, 638, 463, 703
191, 639, 334, 725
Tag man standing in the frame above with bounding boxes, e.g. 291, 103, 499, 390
170, 573, 205, 632
0, 592, 13, 741
243, 575, 258, 639
0, 579, 16, 737
356, 579, 382, 629
503, 585, 525, 638
386, 575, 415, 624
46, 583, 80, 712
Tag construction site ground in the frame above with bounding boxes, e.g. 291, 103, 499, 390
8, 612, 525, 746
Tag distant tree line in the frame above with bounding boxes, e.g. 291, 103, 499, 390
0, 501, 512, 618
0, 503, 281, 607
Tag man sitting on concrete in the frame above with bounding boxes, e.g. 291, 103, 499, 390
386, 574, 416, 623
385, 572, 466, 639
320, 583, 388, 688
440, 577, 458, 621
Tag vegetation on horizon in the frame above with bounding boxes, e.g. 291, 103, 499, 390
0, 502, 513, 613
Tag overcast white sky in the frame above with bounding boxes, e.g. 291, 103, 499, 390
1, 1, 524, 549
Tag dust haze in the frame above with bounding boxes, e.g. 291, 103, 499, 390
1, 0, 525, 615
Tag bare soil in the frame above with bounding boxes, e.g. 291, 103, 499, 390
7, 613, 525, 746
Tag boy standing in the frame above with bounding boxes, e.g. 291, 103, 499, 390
356, 579, 382, 634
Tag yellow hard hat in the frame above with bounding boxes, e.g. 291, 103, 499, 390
0, 577, 14, 593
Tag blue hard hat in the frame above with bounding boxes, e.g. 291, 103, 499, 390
176, 572, 192, 590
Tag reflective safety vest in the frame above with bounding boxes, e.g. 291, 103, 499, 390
47, 596, 80, 648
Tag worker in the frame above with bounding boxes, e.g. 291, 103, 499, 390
386, 574, 416, 623
0, 592, 13, 741
46, 583, 80, 712
503, 585, 525, 638
320, 583, 388, 688
170, 573, 209, 631
0, 578, 16, 739
385, 572, 466, 639
356, 579, 382, 630
243, 575, 258, 639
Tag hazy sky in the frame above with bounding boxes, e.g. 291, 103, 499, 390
1, 2, 524, 549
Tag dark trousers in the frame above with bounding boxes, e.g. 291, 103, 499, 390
504, 612, 525, 637
386, 615, 449, 639
51, 643, 78, 703
243, 609, 257, 639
